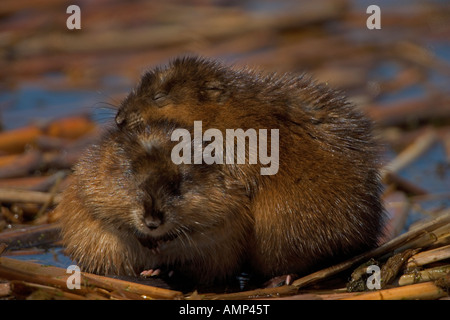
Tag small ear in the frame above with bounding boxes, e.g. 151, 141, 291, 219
201, 80, 227, 102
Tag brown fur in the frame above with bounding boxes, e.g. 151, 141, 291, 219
56, 56, 385, 284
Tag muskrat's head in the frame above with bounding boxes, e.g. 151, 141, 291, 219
98, 116, 251, 254
115, 56, 235, 132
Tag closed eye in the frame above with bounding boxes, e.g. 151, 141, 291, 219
153, 92, 167, 101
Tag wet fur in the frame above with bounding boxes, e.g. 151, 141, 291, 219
57, 56, 385, 284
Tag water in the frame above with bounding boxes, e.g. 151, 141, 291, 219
0, 78, 126, 131
9, 247, 74, 269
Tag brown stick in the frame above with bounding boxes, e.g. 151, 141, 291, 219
0, 116, 96, 156
198, 285, 298, 300
0, 188, 62, 205
81, 273, 183, 300
45, 116, 96, 139
0, 150, 43, 179
380, 191, 410, 243
341, 281, 447, 300
0, 171, 67, 192
367, 96, 450, 127
392, 41, 450, 77
399, 265, 450, 286
0, 223, 61, 250
0, 154, 20, 167
0, 257, 91, 294
406, 244, 450, 269
10, 281, 89, 300
382, 172, 428, 196
381, 128, 438, 175
0, 126, 42, 154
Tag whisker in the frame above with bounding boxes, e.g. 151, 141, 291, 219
84, 101, 119, 125
175, 225, 197, 252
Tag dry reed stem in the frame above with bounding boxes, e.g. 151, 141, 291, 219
382, 172, 428, 196
381, 128, 438, 176
10, 280, 89, 300
81, 273, 183, 300
0, 174, 64, 192
399, 265, 450, 286
0, 116, 96, 155
0, 223, 61, 250
341, 281, 447, 300
381, 192, 410, 243
0, 188, 62, 205
198, 285, 298, 300
406, 244, 450, 269
0, 126, 42, 154
368, 96, 450, 127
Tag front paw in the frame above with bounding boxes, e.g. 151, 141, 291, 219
140, 268, 174, 278
263, 274, 297, 288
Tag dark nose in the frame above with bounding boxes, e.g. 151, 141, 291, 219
144, 214, 162, 230
143, 197, 163, 230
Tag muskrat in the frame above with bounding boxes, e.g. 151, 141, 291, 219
56, 56, 385, 285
